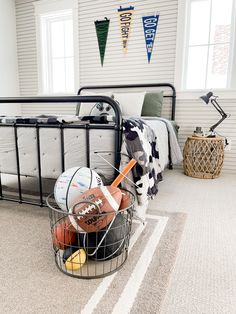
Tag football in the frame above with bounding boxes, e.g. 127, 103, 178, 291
119, 190, 132, 210
71, 186, 122, 232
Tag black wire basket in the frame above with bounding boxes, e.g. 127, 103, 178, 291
46, 188, 135, 279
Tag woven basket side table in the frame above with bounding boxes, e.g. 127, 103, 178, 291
183, 136, 224, 179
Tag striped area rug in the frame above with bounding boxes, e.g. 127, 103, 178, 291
0, 201, 186, 314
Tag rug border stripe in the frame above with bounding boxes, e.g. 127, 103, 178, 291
81, 215, 169, 314
111, 216, 169, 314
80, 220, 146, 314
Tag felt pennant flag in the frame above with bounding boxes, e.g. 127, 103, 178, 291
117, 5, 135, 54
94, 18, 110, 66
142, 14, 159, 63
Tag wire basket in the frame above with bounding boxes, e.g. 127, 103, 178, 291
46, 189, 135, 279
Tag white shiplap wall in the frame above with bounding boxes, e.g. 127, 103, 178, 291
15, 0, 76, 114
15, 0, 177, 115
0, 0, 20, 114
15, 0, 38, 96
15, 0, 236, 173
78, 0, 177, 85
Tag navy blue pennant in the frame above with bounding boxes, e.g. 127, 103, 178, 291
142, 15, 159, 63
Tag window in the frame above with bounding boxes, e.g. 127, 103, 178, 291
34, 0, 78, 94
177, 0, 236, 91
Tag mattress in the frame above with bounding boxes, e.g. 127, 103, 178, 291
0, 126, 115, 181
0, 119, 169, 180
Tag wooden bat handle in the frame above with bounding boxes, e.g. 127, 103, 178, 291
111, 158, 137, 187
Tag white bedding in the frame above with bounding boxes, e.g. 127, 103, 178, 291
143, 119, 169, 170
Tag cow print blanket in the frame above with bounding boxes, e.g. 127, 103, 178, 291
122, 118, 163, 207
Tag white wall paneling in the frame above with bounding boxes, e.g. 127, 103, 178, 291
15, 0, 236, 173
16, 0, 178, 95
15, 0, 38, 96
78, 0, 177, 86
0, 0, 20, 114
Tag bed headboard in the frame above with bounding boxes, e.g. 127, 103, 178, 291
77, 83, 176, 120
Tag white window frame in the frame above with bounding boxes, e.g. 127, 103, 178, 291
34, 0, 79, 95
175, 0, 236, 99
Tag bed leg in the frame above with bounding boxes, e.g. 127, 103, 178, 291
36, 125, 43, 206
0, 172, 2, 199
167, 129, 173, 170
14, 124, 23, 202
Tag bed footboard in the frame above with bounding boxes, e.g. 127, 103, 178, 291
0, 95, 122, 206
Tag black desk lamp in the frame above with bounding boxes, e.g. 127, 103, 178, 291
200, 92, 228, 137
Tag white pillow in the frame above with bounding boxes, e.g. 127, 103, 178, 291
113, 92, 146, 117
78, 91, 113, 116
90, 99, 122, 117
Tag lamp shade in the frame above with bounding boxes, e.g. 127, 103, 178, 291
200, 92, 213, 104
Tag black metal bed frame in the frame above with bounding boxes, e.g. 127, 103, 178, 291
0, 83, 176, 207
78, 83, 176, 120
78, 82, 176, 171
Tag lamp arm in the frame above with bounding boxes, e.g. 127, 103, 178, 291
210, 115, 227, 132
211, 98, 227, 116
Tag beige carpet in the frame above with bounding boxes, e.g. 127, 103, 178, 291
149, 169, 236, 314
0, 200, 185, 314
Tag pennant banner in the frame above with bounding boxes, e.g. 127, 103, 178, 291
117, 6, 135, 54
94, 18, 110, 66
142, 14, 159, 63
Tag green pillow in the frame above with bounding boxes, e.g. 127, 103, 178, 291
141, 92, 164, 117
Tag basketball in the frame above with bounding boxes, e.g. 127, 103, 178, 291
71, 186, 122, 232
54, 167, 103, 211
53, 220, 78, 250
65, 249, 86, 271
80, 213, 128, 260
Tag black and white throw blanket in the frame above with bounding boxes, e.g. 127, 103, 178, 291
121, 118, 163, 211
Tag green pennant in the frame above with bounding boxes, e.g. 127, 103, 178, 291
94, 18, 110, 66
